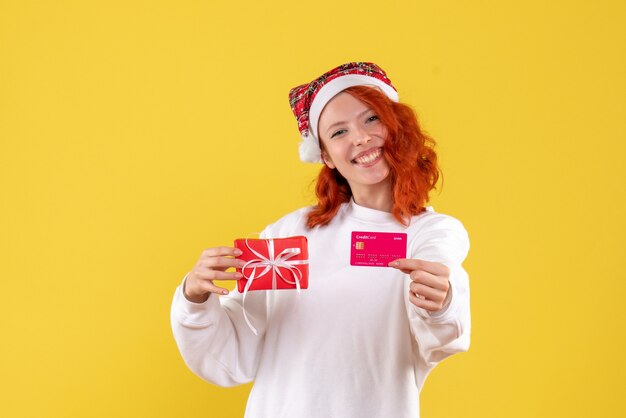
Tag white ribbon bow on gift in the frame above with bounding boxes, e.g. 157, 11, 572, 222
240, 237, 308, 335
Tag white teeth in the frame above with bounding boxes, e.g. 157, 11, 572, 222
354, 149, 382, 165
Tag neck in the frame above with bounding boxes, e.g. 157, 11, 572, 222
350, 178, 393, 212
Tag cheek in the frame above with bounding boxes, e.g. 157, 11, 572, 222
320, 143, 339, 168
378, 125, 389, 140
324, 142, 347, 160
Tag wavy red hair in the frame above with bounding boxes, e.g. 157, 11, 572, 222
306, 85, 441, 228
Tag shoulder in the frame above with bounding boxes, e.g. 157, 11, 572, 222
260, 206, 314, 238
406, 208, 470, 264
410, 208, 468, 237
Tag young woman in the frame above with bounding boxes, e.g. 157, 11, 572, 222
171, 62, 470, 417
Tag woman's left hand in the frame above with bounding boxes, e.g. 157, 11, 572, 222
388, 259, 450, 312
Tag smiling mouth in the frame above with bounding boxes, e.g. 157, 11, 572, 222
352, 148, 383, 165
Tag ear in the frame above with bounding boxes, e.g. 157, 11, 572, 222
321, 149, 336, 169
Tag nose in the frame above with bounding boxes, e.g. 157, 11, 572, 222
352, 127, 372, 146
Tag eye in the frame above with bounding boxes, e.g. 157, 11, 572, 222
366, 115, 379, 123
331, 129, 347, 138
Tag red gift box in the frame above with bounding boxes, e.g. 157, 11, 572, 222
234, 236, 309, 292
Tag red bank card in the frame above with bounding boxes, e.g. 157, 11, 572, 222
350, 231, 407, 267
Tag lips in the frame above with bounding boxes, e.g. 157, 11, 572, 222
351, 148, 383, 165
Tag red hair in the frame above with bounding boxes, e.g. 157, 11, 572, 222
306, 85, 441, 228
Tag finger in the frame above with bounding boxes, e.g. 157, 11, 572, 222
201, 246, 243, 258
409, 282, 446, 303
195, 269, 244, 281
409, 291, 444, 312
202, 257, 247, 270
389, 259, 450, 276
409, 286, 426, 300
197, 279, 231, 296
185, 275, 232, 297
409, 270, 450, 292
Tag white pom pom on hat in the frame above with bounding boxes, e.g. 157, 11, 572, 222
298, 133, 323, 163
288, 62, 399, 164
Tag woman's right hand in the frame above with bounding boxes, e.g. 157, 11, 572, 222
183, 246, 246, 303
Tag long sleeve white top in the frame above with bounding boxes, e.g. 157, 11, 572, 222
171, 199, 471, 417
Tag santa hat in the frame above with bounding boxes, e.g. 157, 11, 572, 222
288, 62, 400, 163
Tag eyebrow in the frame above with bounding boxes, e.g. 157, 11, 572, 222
325, 109, 372, 134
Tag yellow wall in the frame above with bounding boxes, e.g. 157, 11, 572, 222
1, 1, 625, 417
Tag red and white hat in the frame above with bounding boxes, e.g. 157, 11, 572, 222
289, 62, 399, 163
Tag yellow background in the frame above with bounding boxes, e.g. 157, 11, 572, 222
1, 0, 625, 417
